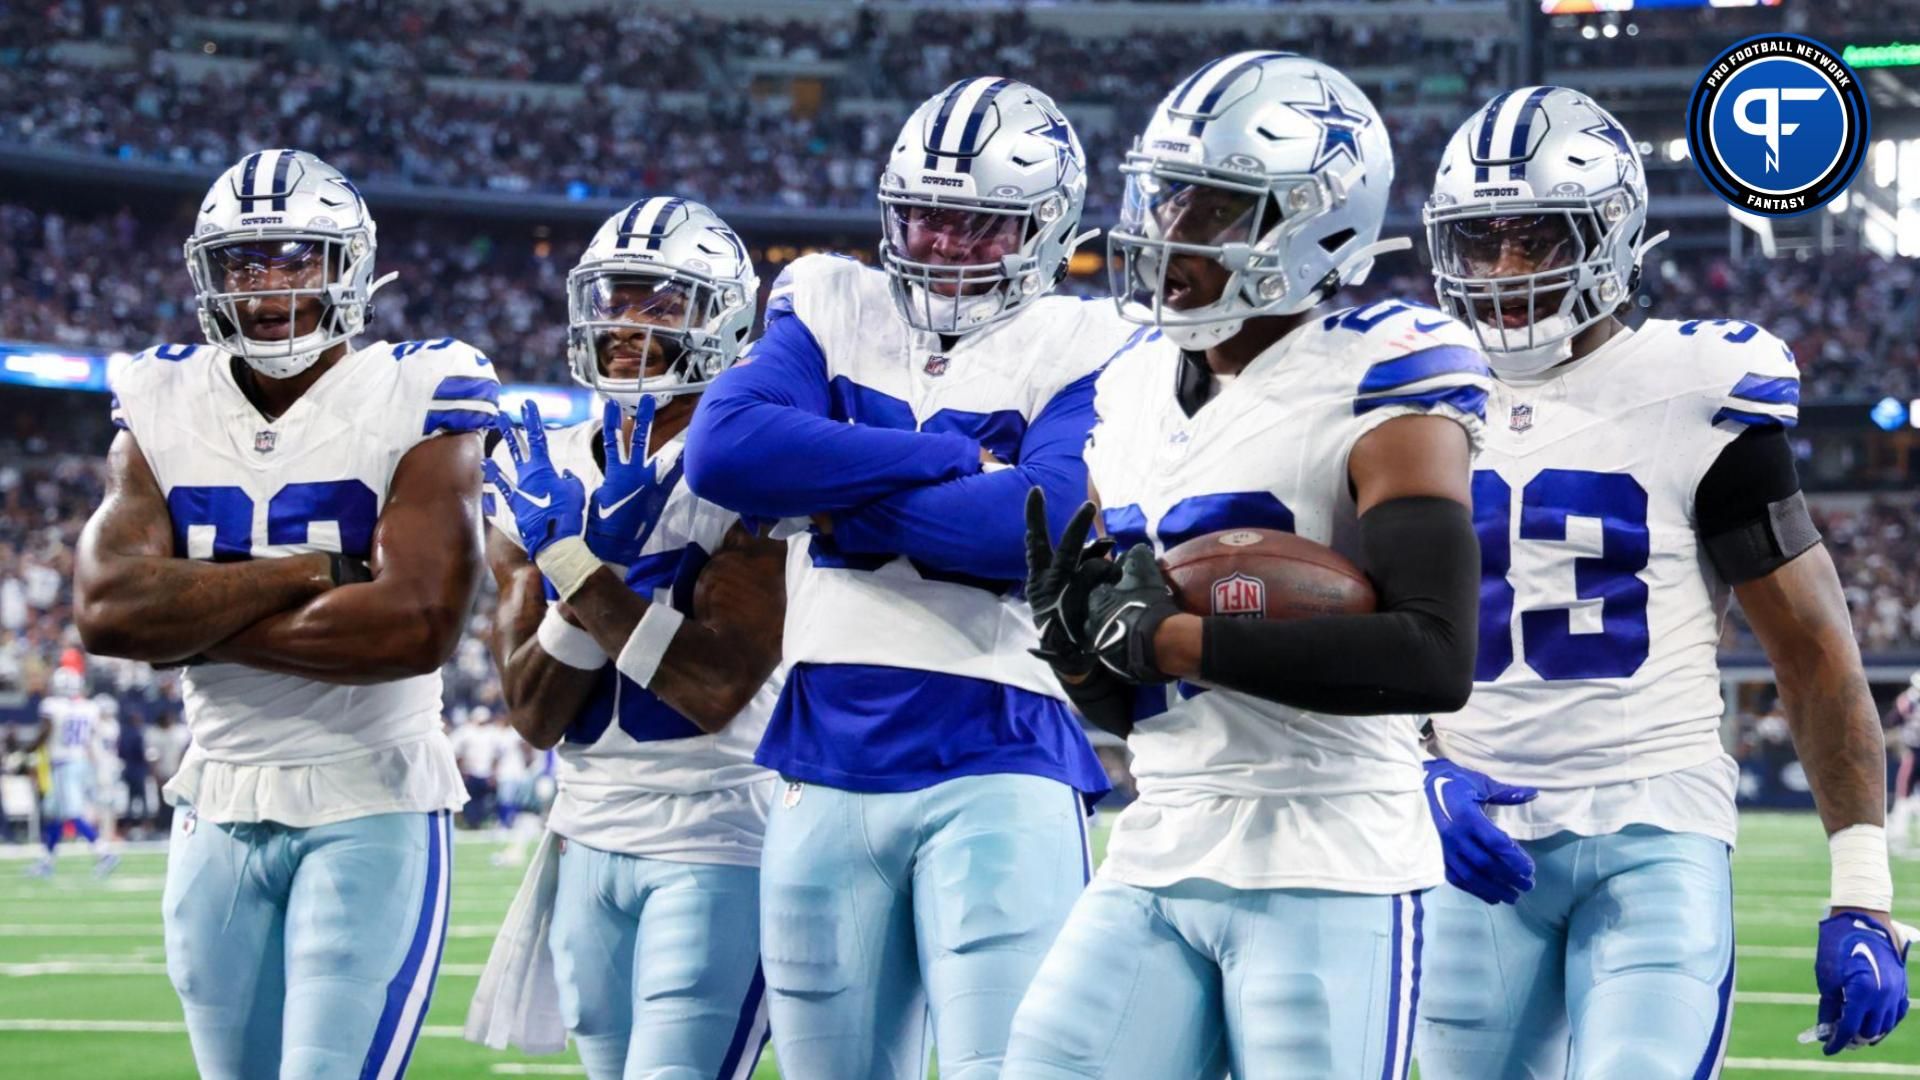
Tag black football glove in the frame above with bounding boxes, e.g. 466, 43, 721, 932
1084, 545, 1182, 685
1023, 489, 1117, 679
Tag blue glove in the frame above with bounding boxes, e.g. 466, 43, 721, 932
1423, 758, 1540, 906
584, 398, 683, 565
483, 399, 588, 560
1808, 912, 1911, 1055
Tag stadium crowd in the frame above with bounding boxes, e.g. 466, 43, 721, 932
8, 200, 1917, 401
3, 2, 1720, 215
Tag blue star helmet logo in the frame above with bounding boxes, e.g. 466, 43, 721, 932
1024, 105, 1077, 178
1581, 115, 1634, 156
1286, 77, 1371, 174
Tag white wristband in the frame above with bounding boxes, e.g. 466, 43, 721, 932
1829, 823, 1894, 911
535, 606, 604, 670
614, 604, 686, 689
533, 535, 604, 602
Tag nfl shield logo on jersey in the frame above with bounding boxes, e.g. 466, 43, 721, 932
923, 354, 950, 377
1509, 403, 1533, 434
253, 430, 277, 454
1211, 572, 1265, 618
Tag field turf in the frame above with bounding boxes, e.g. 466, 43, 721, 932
1, 812, 1916, 1078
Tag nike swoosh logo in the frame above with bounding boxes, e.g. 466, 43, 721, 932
1854, 941, 1883, 989
599, 486, 646, 516
1413, 318, 1452, 333
1093, 603, 1143, 651
1432, 776, 1456, 822
520, 491, 552, 509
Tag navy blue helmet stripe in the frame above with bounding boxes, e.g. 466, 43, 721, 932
923, 80, 974, 170
237, 151, 265, 212
269, 148, 293, 211
645, 198, 685, 250
615, 201, 646, 249
1187, 52, 1289, 137
1473, 90, 1515, 184
953, 78, 1013, 174
1171, 57, 1230, 113
1507, 86, 1556, 182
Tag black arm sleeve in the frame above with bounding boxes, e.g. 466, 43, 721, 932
1695, 425, 1819, 585
1196, 495, 1479, 715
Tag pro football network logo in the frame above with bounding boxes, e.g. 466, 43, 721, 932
1211, 572, 1265, 618
1686, 34, 1869, 217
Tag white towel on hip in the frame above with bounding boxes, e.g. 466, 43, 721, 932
464, 829, 568, 1054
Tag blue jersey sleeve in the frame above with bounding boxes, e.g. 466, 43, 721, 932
683, 312, 982, 519
829, 366, 1101, 580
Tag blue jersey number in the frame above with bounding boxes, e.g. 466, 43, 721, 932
1474, 468, 1650, 682
166, 479, 379, 560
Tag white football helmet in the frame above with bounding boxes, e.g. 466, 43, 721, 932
567, 198, 759, 410
185, 149, 391, 379
878, 78, 1093, 335
1425, 86, 1667, 377
1110, 52, 1404, 350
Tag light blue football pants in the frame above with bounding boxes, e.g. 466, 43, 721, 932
162, 806, 452, 1080
758, 772, 1092, 1080
1414, 825, 1736, 1080
548, 840, 768, 1080
1002, 877, 1426, 1080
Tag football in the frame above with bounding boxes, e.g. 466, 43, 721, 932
1159, 529, 1377, 620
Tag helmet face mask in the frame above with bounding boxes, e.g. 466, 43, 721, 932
877, 79, 1089, 337
566, 199, 758, 410
1109, 159, 1332, 344
1427, 197, 1634, 369
186, 150, 382, 380
187, 232, 367, 373
567, 265, 742, 406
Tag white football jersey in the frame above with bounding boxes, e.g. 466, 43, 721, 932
111, 337, 496, 824
770, 253, 1139, 700
1086, 299, 1492, 893
487, 419, 778, 866
41, 696, 99, 766
1433, 317, 1801, 845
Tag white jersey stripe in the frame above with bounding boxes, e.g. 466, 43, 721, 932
375, 811, 452, 1080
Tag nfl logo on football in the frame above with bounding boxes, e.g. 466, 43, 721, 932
253, 430, 277, 454
1509, 403, 1533, 434
1211, 572, 1265, 618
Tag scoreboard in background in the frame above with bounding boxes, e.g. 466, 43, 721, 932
1542, 0, 1780, 10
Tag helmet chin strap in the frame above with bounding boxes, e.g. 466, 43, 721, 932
1331, 235, 1412, 289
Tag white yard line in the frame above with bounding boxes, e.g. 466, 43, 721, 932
1724, 1059, 1920, 1075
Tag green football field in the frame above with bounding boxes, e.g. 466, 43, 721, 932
2, 813, 1918, 1078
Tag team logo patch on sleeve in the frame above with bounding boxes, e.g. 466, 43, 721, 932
1686, 33, 1869, 216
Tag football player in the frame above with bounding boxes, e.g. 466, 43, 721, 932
24, 668, 115, 877
684, 80, 1136, 1078
1001, 52, 1491, 1080
1411, 87, 1909, 1076
74, 148, 492, 1080
469, 198, 783, 1080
